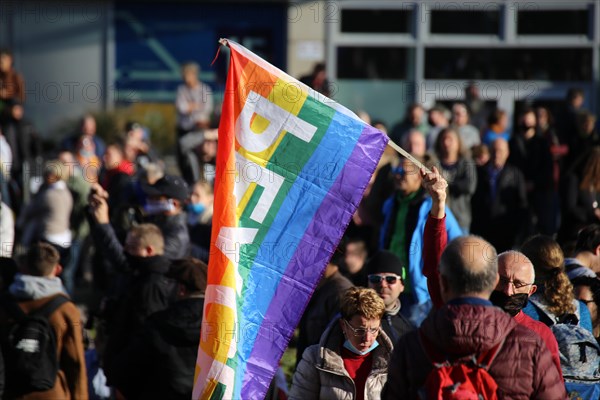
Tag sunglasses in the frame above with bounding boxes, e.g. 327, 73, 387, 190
368, 274, 401, 285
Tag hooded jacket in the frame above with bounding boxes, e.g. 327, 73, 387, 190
290, 318, 393, 400
382, 304, 566, 399
0, 275, 87, 400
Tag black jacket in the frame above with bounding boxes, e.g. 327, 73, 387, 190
104, 255, 178, 384
111, 297, 204, 400
381, 311, 414, 346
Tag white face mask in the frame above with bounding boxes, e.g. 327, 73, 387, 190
144, 199, 176, 215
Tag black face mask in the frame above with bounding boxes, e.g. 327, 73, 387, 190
490, 291, 529, 317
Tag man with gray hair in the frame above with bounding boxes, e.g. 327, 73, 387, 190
382, 168, 565, 399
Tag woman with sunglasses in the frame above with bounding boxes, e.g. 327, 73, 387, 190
290, 287, 393, 400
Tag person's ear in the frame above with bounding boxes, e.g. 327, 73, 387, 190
53, 264, 63, 277
529, 284, 537, 296
145, 245, 155, 257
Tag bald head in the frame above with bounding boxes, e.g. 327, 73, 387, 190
497, 251, 536, 296
439, 236, 499, 301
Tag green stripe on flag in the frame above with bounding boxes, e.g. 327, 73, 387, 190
209, 381, 227, 400
236, 96, 336, 286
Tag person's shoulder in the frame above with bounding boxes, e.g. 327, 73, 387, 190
508, 322, 545, 347
300, 343, 321, 365
516, 312, 553, 339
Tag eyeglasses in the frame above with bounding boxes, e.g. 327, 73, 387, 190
498, 275, 534, 289
343, 319, 380, 337
368, 274, 401, 285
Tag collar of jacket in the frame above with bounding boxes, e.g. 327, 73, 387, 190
132, 254, 170, 275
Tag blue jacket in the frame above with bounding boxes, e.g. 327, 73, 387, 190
380, 193, 463, 305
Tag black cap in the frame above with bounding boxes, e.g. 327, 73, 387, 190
143, 175, 189, 202
365, 250, 404, 277
167, 258, 208, 293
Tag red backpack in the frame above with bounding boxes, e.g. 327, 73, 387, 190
418, 330, 505, 400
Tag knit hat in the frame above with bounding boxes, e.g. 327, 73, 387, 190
365, 250, 405, 277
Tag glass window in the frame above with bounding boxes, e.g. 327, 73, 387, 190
430, 10, 499, 34
518, 10, 589, 35
341, 9, 412, 33
425, 48, 592, 81
337, 47, 411, 79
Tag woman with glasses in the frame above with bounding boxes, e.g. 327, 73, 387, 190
290, 287, 393, 400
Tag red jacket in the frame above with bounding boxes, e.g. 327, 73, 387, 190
422, 214, 565, 382
382, 304, 566, 399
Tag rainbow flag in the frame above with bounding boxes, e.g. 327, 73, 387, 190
194, 39, 388, 400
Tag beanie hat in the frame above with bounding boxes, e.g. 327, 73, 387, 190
365, 250, 405, 277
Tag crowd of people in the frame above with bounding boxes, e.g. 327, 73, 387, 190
0, 48, 599, 399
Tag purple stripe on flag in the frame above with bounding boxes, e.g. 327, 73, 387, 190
241, 125, 388, 397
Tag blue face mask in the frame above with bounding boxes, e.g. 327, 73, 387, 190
187, 202, 206, 215
343, 339, 379, 356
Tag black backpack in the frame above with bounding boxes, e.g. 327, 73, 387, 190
1, 295, 70, 393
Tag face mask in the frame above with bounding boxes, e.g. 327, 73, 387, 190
187, 202, 206, 215
343, 339, 379, 356
144, 199, 175, 215
490, 291, 529, 317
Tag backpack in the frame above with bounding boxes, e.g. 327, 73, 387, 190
529, 296, 600, 399
418, 330, 504, 400
1, 295, 70, 393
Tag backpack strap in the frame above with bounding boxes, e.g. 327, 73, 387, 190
32, 295, 70, 319
528, 296, 557, 326
530, 296, 581, 326
1, 294, 70, 322
475, 338, 505, 370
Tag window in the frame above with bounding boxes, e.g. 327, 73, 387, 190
425, 48, 592, 80
430, 10, 499, 34
341, 9, 412, 33
337, 47, 411, 79
518, 10, 589, 35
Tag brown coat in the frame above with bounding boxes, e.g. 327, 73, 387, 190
382, 304, 566, 400
0, 294, 88, 400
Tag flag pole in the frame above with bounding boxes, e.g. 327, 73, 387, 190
387, 140, 432, 174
